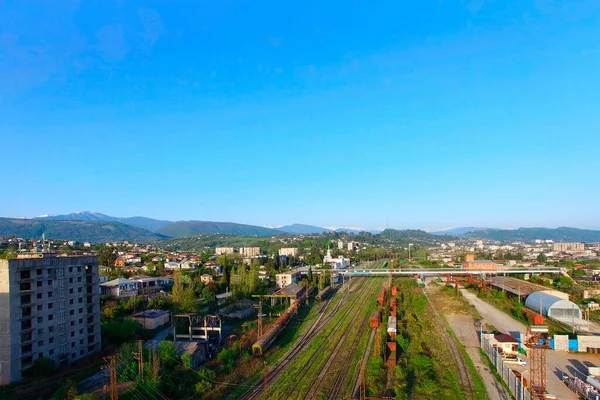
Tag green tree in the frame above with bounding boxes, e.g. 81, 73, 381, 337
307, 266, 313, 283
172, 271, 197, 312
98, 246, 117, 267
158, 341, 180, 368
537, 253, 548, 263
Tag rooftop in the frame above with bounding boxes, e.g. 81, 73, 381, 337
495, 333, 519, 343
278, 283, 305, 297
131, 309, 169, 319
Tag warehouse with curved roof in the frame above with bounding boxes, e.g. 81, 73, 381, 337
525, 291, 581, 321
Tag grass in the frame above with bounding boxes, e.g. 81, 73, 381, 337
446, 328, 489, 400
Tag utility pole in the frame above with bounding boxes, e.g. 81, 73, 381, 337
258, 299, 263, 337
133, 340, 144, 381
109, 356, 118, 400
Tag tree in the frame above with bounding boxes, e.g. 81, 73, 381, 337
172, 271, 197, 312
307, 266, 313, 284
98, 246, 117, 267
158, 341, 180, 368
537, 253, 547, 264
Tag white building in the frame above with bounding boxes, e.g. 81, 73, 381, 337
347, 241, 359, 251
215, 247, 235, 256
323, 249, 350, 270
553, 243, 585, 252
275, 272, 300, 289
240, 247, 260, 257
278, 248, 298, 257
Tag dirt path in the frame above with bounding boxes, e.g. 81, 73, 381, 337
447, 314, 511, 400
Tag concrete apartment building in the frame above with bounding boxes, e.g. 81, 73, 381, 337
275, 272, 300, 289
215, 247, 235, 256
0, 253, 102, 385
239, 247, 260, 257
278, 248, 298, 257
553, 242, 585, 252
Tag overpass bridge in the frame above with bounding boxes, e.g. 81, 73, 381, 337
330, 267, 562, 277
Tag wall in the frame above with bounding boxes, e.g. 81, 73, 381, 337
578, 336, 600, 353
554, 335, 570, 352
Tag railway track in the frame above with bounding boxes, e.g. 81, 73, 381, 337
238, 280, 358, 400
302, 279, 379, 400
422, 288, 474, 399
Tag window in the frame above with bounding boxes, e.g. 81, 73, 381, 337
78, 298, 83, 303
71, 342, 75, 347
71, 352, 76, 358
48, 303, 53, 309
69, 288, 74, 294
49, 337, 54, 344
36, 269, 42, 276
80, 349, 84, 355
37, 305, 43, 311
77, 277, 82, 282
38, 340, 43, 346
69, 299, 74, 305
78, 288, 82, 293
36, 293, 42, 299
48, 268, 53, 275
20, 270, 31, 280
37, 329, 43, 335
49, 349, 54, 355
77, 266, 81, 272
48, 291, 53, 298
38, 352, 44, 359
70, 321, 75, 327
79, 329, 83, 334
69, 267, 73, 273
37, 281, 43, 287
78, 308, 83, 314
79, 318, 83, 324
69, 278, 73, 283
48, 314, 54, 321
49, 326, 54, 333
71, 332, 75, 337
37, 317, 43, 323
48, 280, 53, 286
79, 339, 83, 345
70, 310, 74, 316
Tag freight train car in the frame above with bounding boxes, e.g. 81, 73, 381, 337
377, 288, 387, 307
252, 290, 306, 356
316, 286, 332, 301
390, 297, 398, 317
370, 311, 381, 328
391, 286, 397, 296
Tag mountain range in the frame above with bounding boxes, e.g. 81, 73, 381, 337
1, 211, 599, 243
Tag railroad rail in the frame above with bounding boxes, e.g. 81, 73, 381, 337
336, 267, 562, 276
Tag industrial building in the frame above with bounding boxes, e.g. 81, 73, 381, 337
525, 291, 582, 321
0, 254, 102, 385
463, 254, 506, 270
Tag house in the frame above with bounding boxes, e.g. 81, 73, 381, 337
204, 262, 222, 274
115, 258, 126, 267
165, 261, 181, 271
100, 278, 138, 298
494, 333, 520, 355
200, 274, 213, 285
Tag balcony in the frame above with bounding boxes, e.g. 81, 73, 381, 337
21, 320, 33, 331
21, 344, 33, 356
22, 307, 32, 318
21, 295, 32, 305
21, 332, 33, 343
20, 282, 32, 292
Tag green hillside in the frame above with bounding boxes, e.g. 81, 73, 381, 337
0, 218, 164, 242
157, 221, 281, 238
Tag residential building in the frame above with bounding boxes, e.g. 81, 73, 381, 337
493, 333, 520, 355
215, 247, 235, 256
553, 242, 585, 252
99, 278, 137, 298
337, 240, 344, 249
0, 254, 102, 385
275, 272, 300, 289
462, 254, 506, 270
240, 247, 260, 257
278, 248, 298, 257
164, 261, 181, 271
347, 241, 360, 251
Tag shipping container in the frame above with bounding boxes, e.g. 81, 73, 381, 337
370, 311, 381, 328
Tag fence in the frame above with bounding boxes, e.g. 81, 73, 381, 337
482, 335, 532, 400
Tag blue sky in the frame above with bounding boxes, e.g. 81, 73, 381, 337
1, 0, 599, 230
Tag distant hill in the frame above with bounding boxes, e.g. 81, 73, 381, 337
380, 229, 446, 244
430, 227, 488, 236
277, 224, 332, 234
0, 218, 164, 242
157, 221, 282, 238
465, 227, 600, 243
34, 211, 171, 232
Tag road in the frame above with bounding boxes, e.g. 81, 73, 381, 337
460, 289, 579, 400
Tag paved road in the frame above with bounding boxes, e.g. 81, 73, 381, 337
460, 289, 578, 400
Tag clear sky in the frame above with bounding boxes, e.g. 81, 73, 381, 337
1, 0, 599, 231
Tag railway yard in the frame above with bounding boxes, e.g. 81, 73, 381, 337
237, 268, 483, 400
